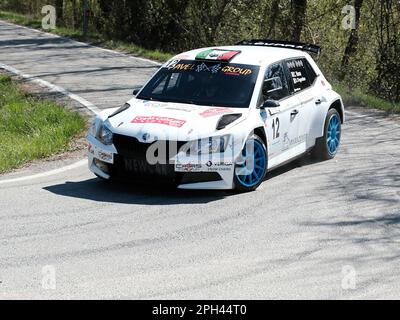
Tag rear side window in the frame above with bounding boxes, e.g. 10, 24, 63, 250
304, 59, 318, 84
285, 58, 312, 93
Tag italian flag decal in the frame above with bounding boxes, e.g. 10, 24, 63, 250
196, 49, 241, 62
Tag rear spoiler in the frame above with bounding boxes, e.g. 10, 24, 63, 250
236, 39, 321, 55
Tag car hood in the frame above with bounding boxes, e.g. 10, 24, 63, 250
106, 98, 247, 142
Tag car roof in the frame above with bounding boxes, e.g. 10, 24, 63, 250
173, 45, 310, 66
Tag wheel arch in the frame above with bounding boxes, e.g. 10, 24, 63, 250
329, 99, 345, 124
311, 96, 345, 139
253, 127, 267, 146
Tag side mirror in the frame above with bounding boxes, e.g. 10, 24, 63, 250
259, 99, 280, 109
132, 88, 141, 96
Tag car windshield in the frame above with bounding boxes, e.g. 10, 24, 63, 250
137, 60, 260, 108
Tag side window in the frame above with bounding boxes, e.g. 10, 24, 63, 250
286, 58, 311, 93
304, 59, 318, 84
261, 62, 291, 102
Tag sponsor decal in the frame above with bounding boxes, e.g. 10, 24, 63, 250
89, 142, 113, 163
175, 161, 233, 173
131, 116, 186, 128
196, 63, 221, 74
200, 107, 233, 118
221, 65, 253, 76
164, 59, 181, 69
163, 59, 254, 77
291, 71, 307, 85
196, 49, 241, 61
169, 62, 196, 71
206, 161, 233, 172
282, 133, 308, 151
287, 59, 304, 69
98, 150, 113, 163
175, 163, 202, 172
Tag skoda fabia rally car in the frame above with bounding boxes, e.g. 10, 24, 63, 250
87, 40, 344, 192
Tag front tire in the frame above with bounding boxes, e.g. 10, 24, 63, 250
234, 134, 267, 192
312, 108, 342, 160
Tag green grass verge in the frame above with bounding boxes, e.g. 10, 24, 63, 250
0, 75, 86, 173
0, 10, 42, 28
333, 82, 400, 113
0, 10, 174, 62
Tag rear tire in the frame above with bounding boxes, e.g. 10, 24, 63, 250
312, 108, 342, 160
234, 134, 267, 192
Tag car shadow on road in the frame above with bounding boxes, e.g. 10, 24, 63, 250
43, 155, 320, 205
43, 178, 234, 205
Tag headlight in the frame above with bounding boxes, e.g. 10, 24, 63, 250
97, 124, 113, 145
189, 135, 230, 154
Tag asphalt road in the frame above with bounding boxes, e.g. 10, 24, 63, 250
0, 20, 399, 299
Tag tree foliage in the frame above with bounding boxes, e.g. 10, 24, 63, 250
1, 0, 399, 102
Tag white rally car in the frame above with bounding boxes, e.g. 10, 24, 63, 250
87, 40, 344, 192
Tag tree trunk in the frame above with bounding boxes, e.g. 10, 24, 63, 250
264, 0, 280, 39
72, 0, 78, 29
55, 0, 63, 25
290, 0, 307, 42
209, 0, 231, 44
339, 0, 364, 80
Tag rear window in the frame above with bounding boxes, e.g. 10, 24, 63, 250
285, 58, 312, 92
304, 59, 318, 84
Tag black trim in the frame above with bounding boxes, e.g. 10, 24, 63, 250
108, 103, 130, 119
216, 113, 242, 130
181, 172, 222, 184
236, 39, 321, 55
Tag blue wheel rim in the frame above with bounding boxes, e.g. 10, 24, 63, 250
235, 140, 267, 188
327, 114, 341, 155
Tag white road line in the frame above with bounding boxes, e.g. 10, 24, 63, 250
0, 63, 100, 115
0, 159, 87, 185
345, 111, 359, 116
0, 19, 163, 67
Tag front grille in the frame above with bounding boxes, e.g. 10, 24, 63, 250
113, 134, 187, 163
121, 157, 175, 177
111, 134, 222, 185
112, 134, 187, 184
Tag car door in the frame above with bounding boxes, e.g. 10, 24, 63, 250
259, 62, 302, 168
284, 57, 318, 151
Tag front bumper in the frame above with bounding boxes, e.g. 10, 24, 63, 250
87, 134, 235, 190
